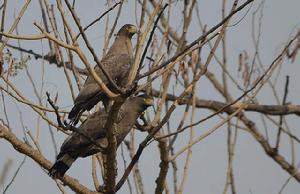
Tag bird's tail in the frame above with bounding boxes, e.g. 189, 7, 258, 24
68, 104, 81, 123
49, 154, 76, 179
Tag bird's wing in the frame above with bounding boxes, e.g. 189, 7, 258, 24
60, 112, 108, 154
91, 54, 133, 88
72, 54, 132, 107
68, 54, 132, 121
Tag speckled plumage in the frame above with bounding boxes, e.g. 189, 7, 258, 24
49, 96, 153, 178
68, 24, 137, 124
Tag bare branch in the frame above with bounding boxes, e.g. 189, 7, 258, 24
0, 124, 100, 194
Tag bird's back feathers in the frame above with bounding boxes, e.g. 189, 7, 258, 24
50, 96, 152, 178
68, 54, 132, 123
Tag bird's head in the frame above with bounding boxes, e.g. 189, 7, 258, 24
136, 95, 154, 110
124, 95, 154, 113
117, 24, 137, 38
142, 96, 154, 108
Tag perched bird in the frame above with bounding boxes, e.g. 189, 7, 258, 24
49, 96, 153, 178
68, 24, 137, 124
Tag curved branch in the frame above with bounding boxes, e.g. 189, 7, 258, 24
0, 124, 100, 194
147, 88, 300, 116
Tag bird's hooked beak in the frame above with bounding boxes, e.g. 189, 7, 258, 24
128, 25, 137, 34
143, 97, 154, 107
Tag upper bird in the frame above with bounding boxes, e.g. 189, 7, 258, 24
68, 24, 137, 124
49, 96, 153, 178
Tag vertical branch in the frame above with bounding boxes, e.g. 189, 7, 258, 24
0, 90, 10, 127
38, 0, 53, 53
96, 154, 107, 188
177, 0, 196, 52
154, 137, 169, 194
49, 5, 76, 100
138, 0, 147, 29
14, 14, 59, 154
0, 0, 7, 40
102, 0, 124, 55
148, 0, 180, 42
64, 23, 83, 91
0, 159, 12, 187
127, 1, 167, 85
104, 101, 124, 193
177, 105, 194, 194
125, 134, 145, 194
56, 0, 76, 41
102, 0, 110, 56
275, 76, 289, 150
177, 54, 196, 194
120, 143, 133, 194
0, 0, 32, 51
64, 0, 122, 95
221, 1, 237, 194
92, 155, 101, 191
3, 156, 26, 194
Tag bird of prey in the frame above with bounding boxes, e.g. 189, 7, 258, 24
68, 24, 137, 124
49, 96, 153, 178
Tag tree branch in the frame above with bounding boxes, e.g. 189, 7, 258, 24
0, 124, 100, 194
147, 88, 300, 116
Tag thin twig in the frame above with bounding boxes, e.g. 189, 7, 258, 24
0, 124, 100, 194
64, 0, 123, 95
46, 92, 106, 151
0, 0, 32, 51
3, 156, 26, 194
74, 1, 121, 40
275, 75, 289, 151
136, 4, 168, 78
139, 0, 255, 79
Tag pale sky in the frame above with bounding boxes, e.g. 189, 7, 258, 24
1, 0, 300, 194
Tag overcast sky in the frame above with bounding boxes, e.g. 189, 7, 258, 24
1, 0, 300, 194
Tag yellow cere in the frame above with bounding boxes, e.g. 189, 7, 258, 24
128, 25, 137, 34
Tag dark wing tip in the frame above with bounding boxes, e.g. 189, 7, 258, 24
49, 161, 69, 179
68, 105, 82, 125
68, 105, 80, 120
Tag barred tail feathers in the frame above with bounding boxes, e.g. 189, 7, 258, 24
49, 154, 76, 179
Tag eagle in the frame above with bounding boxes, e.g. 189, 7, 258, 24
49, 96, 153, 178
68, 24, 137, 124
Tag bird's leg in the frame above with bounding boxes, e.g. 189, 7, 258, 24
140, 113, 149, 126
135, 113, 150, 132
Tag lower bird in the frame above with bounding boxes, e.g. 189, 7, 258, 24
49, 96, 153, 178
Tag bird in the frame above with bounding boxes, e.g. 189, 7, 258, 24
68, 24, 138, 124
49, 95, 153, 178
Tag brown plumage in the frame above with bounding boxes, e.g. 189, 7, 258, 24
68, 24, 137, 124
49, 96, 153, 178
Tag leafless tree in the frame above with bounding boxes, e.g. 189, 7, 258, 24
1, 0, 300, 194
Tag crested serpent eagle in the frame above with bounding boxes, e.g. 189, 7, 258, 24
68, 24, 137, 124
49, 96, 153, 178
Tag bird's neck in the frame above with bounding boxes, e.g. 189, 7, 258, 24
123, 105, 143, 120
106, 35, 133, 57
